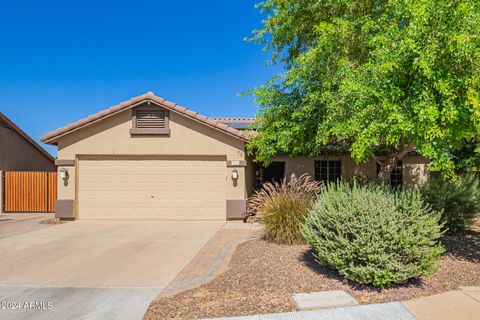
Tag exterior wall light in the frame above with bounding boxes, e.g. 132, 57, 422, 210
232, 168, 239, 180
59, 167, 69, 179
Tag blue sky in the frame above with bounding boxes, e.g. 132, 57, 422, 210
0, 0, 278, 155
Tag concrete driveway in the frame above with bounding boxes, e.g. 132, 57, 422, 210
0, 213, 54, 239
0, 219, 224, 319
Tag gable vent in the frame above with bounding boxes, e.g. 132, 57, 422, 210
136, 109, 167, 129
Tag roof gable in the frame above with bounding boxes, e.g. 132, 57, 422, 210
0, 113, 55, 162
41, 92, 249, 144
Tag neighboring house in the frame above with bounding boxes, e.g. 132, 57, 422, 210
41, 92, 429, 220
0, 112, 55, 172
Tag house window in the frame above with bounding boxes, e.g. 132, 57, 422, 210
377, 161, 403, 188
130, 108, 170, 135
315, 160, 341, 183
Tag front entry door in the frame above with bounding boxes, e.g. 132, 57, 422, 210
254, 161, 285, 188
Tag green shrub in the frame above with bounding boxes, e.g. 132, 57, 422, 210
248, 174, 321, 244
421, 174, 480, 233
301, 181, 444, 288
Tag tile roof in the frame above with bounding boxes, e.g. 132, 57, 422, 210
41, 92, 251, 144
0, 112, 55, 162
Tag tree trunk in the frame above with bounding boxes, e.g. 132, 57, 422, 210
375, 144, 415, 185
377, 156, 397, 184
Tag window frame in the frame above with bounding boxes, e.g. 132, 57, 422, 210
314, 160, 342, 183
130, 108, 170, 135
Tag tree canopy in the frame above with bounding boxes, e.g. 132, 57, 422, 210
247, 0, 480, 178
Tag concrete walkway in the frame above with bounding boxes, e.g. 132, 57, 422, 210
201, 287, 480, 320
158, 221, 261, 298
202, 302, 415, 320
403, 287, 480, 320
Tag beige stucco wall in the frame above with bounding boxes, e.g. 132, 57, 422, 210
403, 155, 430, 188
55, 104, 248, 208
268, 154, 429, 190
272, 155, 376, 181
57, 166, 74, 200
0, 125, 55, 172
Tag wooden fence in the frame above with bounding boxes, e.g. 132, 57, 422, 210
4, 172, 57, 212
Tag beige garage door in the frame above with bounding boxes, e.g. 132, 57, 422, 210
78, 157, 226, 220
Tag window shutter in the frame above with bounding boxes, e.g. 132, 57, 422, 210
136, 110, 166, 129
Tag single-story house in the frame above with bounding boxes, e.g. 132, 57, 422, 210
41, 92, 429, 220
0, 112, 55, 172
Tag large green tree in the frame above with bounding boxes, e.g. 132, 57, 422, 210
247, 0, 480, 181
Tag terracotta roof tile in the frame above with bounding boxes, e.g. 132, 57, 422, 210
195, 114, 208, 122
161, 99, 177, 110
173, 104, 187, 113
41, 92, 249, 143
226, 126, 240, 135
216, 122, 230, 131
205, 118, 219, 126
184, 109, 198, 117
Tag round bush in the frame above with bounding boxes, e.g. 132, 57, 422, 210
421, 174, 480, 233
301, 181, 444, 288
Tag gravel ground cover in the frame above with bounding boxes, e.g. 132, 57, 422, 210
145, 226, 480, 320
39, 218, 65, 224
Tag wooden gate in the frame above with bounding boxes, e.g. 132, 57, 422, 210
4, 172, 57, 212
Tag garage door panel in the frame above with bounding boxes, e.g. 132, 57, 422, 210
79, 169, 225, 176
79, 199, 225, 207
80, 190, 225, 198
80, 182, 225, 191
80, 174, 224, 184
78, 158, 226, 220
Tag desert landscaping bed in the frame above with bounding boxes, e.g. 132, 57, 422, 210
145, 228, 480, 320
